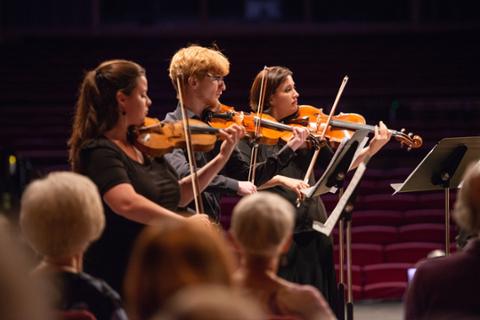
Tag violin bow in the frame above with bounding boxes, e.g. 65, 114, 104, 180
248, 66, 269, 183
301, 76, 349, 185
176, 76, 204, 214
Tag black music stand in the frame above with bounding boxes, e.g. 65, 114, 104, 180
305, 129, 369, 320
391, 137, 480, 255
313, 156, 370, 320
304, 129, 369, 199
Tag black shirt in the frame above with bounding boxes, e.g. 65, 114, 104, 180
50, 271, 127, 320
79, 137, 180, 292
163, 106, 296, 221
237, 140, 328, 231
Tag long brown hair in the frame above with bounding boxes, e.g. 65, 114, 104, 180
68, 59, 145, 172
249, 66, 293, 112
124, 221, 235, 320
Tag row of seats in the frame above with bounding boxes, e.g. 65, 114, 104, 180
334, 263, 412, 300
323, 193, 456, 211
333, 242, 454, 266
332, 224, 455, 245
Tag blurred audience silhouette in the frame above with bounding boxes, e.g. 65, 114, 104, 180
405, 162, 480, 319
230, 192, 335, 320
124, 221, 235, 320
20, 171, 127, 320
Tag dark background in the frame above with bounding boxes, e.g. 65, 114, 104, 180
1, 0, 480, 211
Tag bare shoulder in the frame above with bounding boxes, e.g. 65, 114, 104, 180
277, 283, 335, 320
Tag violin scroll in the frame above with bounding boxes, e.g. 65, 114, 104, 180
396, 128, 423, 151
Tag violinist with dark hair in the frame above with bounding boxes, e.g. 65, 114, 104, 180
238, 66, 392, 312
68, 59, 244, 292
163, 45, 310, 221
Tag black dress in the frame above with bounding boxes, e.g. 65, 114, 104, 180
237, 139, 338, 312
79, 137, 180, 293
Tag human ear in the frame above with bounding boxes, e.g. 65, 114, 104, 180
116, 91, 128, 114
116, 91, 127, 106
280, 234, 293, 254
188, 76, 199, 88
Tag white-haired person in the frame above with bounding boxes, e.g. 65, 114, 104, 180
405, 162, 480, 319
20, 171, 127, 320
230, 192, 335, 320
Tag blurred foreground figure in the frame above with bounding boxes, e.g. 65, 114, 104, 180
0, 215, 50, 320
124, 221, 236, 320
154, 284, 264, 320
230, 192, 335, 320
405, 162, 480, 319
20, 171, 127, 320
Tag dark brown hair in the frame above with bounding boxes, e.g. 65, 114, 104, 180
68, 59, 145, 172
249, 66, 293, 112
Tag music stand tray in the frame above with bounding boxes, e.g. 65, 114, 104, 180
391, 136, 480, 255
304, 129, 369, 199
391, 137, 480, 193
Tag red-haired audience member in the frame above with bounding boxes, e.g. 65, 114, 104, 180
230, 192, 335, 320
19, 172, 128, 320
154, 285, 264, 320
124, 221, 235, 320
405, 162, 480, 319
0, 215, 50, 320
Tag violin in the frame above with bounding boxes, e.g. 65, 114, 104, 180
203, 104, 322, 147
285, 105, 423, 150
129, 117, 220, 157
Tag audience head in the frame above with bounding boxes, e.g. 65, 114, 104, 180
69, 59, 146, 171
230, 192, 295, 257
454, 161, 480, 235
20, 171, 104, 258
155, 285, 264, 320
124, 221, 235, 320
249, 66, 293, 111
0, 215, 50, 320
168, 45, 230, 92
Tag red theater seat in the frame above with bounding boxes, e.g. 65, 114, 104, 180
335, 264, 363, 287
403, 209, 444, 225
356, 194, 417, 211
363, 282, 407, 300
351, 210, 403, 227
333, 243, 383, 266
350, 226, 398, 245
363, 263, 412, 285
398, 223, 454, 243
384, 242, 442, 263
418, 192, 456, 209
219, 196, 240, 229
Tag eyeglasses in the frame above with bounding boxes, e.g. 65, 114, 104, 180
207, 74, 225, 83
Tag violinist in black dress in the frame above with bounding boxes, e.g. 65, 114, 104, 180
240, 66, 392, 312
68, 59, 244, 292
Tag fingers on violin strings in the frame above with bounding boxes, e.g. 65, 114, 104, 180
220, 129, 234, 144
